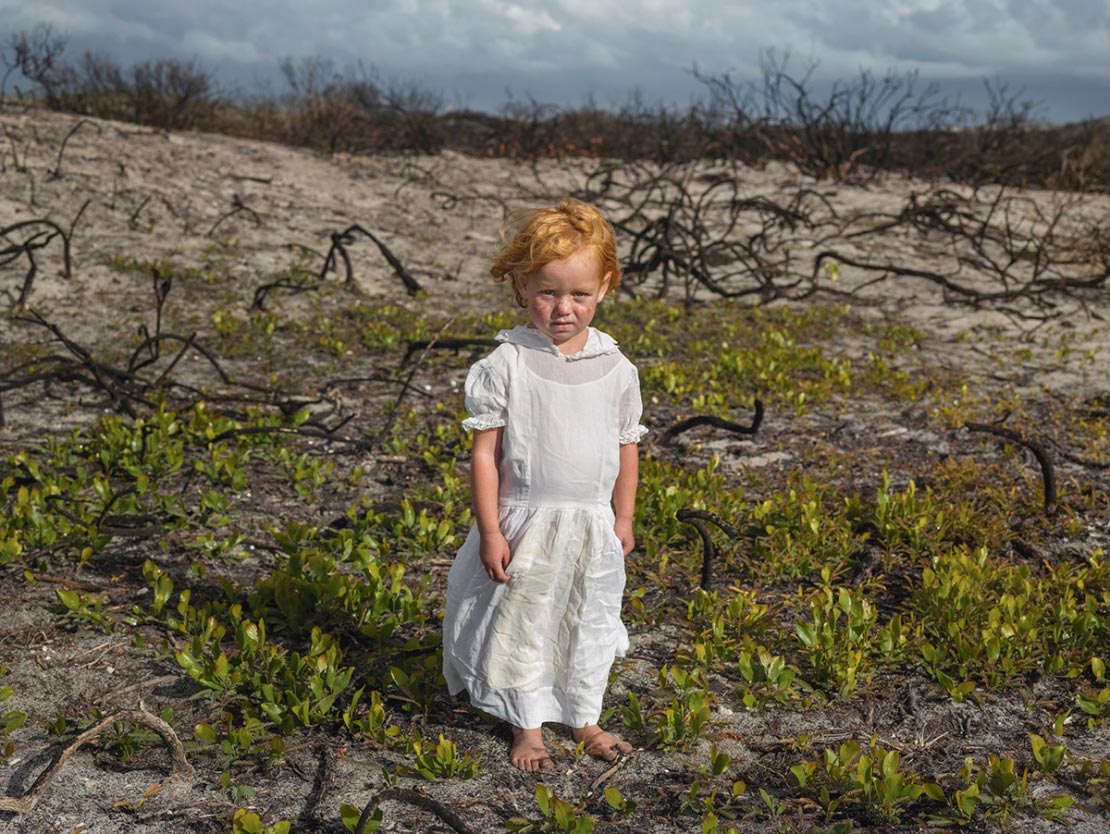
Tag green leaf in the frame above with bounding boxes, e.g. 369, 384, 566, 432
340, 803, 376, 833
604, 787, 624, 810
534, 785, 553, 818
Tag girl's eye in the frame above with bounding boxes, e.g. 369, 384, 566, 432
540, 289, 555, 296
573, 292, 589, 298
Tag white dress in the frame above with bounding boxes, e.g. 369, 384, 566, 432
442, 325, 648, 729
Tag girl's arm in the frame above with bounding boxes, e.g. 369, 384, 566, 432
613, 442, 639, 556
472, 426, 512, 582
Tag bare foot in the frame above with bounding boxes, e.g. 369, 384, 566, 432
571, 724, 632, 761
510, 726, 554, 772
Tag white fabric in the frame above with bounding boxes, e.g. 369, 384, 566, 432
443, 325, 647, 728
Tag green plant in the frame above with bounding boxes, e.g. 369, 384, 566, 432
602, 786, 637, 818
231, 808, 290, 834
340, 802, 382, 833
680, 747, 746, 832
790, 737, 942, 824
748, 482, 863, 581
1077, 686, 1110, 727
56, 588, 115, 631
1, 665, 26, 761
682, 587, 773, 669
651, 666, 713, 751
947, 752, 1074, 825
342, 689, 402, 746
736, 645, 801, 708
506, 785, 596, 833
406, 733, 479, 780
794, 578, 878, 699
1029, 733, 1066, 774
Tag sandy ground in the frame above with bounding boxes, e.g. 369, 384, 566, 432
2, 106, 1109, 834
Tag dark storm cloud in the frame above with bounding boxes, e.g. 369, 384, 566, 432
1, 0, 1106, 121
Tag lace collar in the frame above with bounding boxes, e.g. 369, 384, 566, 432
495, 325, 620, 361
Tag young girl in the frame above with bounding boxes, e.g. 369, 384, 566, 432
442, 197, 647, 772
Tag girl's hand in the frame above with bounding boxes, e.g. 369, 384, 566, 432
479, 531, 513, 583
614, 518, 635, 556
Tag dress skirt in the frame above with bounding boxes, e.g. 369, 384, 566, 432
441, 505, 629, 729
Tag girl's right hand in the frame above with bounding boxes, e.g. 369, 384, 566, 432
479, 531, 512, 583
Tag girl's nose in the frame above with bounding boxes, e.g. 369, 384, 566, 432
554, 296, 572, 313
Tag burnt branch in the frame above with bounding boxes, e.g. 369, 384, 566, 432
48, 117, 93, 179
207, 193, 261, 236
373, 318, 455, 448
354, 787, 479, 834
676, 508, 743, 589
0, 212, 77, 306
128, 194, 152, 229
320, 224, 422, 295
0, 708, 192, 814
208, 423, 373, 450
965, 420, 1057, 515
661, 400, 765, 445
251, 270, 321, 310
584, 162, 831, 302
401, 337, 499, 367
824, 187, 1110, 313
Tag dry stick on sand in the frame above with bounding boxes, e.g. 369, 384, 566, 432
207, 193, 261, 237
661, 400, 765, 446
401, 337, 499, 367
373, 318, 456, 448
0, 708, 194, 814
676, 508, 744, 589
353, 788, 479, 834
320, 224, 422, 296
1, 200, 89, 305
965, 420, 1058, 515
48, 118, 93, 179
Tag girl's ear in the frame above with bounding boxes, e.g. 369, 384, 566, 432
597, 272, 612, 300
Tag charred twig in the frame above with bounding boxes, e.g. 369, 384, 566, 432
401, 337, 499, 366
661, 401, 764, 445
676, 508, 743, 589
209, 424, 373, 450
128, 194, 153, 229
294, 742, 335, 831
13, 309, 149, 415
965, 420, 1057, 514
374, 319, 455, 447
326, 373, 435, 398
207, 193, 261, 237
250, 271, 320, 310
320, 224, 422, 295
49, 119, 92, 179
0, 708, 193, 814
1, 215, 75, 306
354, 787, 479, 834
229, 173, 273, 184
128, 270, 173, 372
830, 187, 1110, 312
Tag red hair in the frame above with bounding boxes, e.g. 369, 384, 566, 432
490, 198, 621, 306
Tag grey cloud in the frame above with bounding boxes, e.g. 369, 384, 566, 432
2, 0, 1105, 121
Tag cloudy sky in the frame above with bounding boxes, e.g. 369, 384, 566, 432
3, 0, 1108, 123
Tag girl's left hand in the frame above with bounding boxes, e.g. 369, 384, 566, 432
614, 518, 635, 556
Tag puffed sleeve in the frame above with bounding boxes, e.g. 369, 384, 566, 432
618, 362, 649, 444
461, 356, 508, 432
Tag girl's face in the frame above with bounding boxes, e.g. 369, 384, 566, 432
515, 248, 610, 355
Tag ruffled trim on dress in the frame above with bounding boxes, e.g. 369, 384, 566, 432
495, 325, 620, 361
619, 425, 649, 444
461, 414, 507, 432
